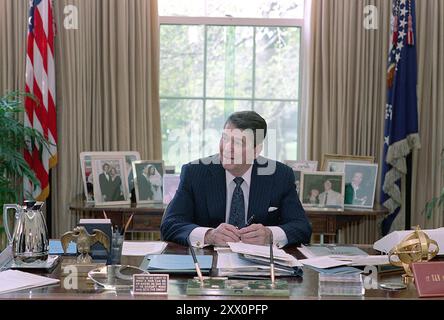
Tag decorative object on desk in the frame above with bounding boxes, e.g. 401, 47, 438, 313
78, 218, 113, 263
163, 174, 180, 205
3, 201, 49, 263
88, 265, 148, 290
411, 261, 444, 297
388, 226, 439, 283
321, 153, 374, 172
132, 160, 164, 204
61, 226, 110, 264
80, 151, 140, 203
344, 163, 378, 209
318, 273, 365, 297
186, 278, 289, 297
300, 172, 345, 209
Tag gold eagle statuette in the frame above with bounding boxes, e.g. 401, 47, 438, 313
61, 226, 110, 264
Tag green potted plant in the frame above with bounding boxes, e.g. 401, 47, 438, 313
425, 148, 444, 219
0, 91, 50, 248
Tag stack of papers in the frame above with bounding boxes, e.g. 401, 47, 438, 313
298, 245, 390, 271
121, 241, 167, 256
227, 242, 302, 267
0, 270, 60, 295
217, 253, 297, 277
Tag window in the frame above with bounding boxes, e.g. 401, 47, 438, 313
159, 0, 304, 171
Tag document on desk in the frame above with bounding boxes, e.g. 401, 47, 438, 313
227, 242, 301, 267
298, 244, 368, 259
217, 253, 295, 277
330, 255, 390, 266
299, 256, 353, 269
122, 241, 167, 256
0, 270, 60, 295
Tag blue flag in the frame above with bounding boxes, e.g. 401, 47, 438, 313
381, 0, 420, 236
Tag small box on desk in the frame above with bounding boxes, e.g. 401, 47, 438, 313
78, 219, 112, 264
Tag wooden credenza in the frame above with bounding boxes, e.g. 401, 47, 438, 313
69, 200, 388, 243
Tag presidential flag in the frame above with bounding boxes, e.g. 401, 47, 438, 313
381, 0, 420, 235
24, 0, 57, 201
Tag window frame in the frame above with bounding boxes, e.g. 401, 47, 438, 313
159, 15, 304, 162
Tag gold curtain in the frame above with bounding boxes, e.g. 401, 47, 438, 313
412, 0, 444, 229
0, 0, 161, 237
303, 0, 391, 243
305, 0, 444, 243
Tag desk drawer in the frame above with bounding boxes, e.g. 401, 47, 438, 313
308, 215, 336, 234
131, 215, 162, 231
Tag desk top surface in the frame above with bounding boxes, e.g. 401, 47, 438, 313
0, 242, 437, 300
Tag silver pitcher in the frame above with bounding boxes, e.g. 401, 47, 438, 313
3, 201, 49, 263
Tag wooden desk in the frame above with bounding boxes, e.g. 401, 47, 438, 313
70, 200, 388, 244
0, 242, 439, 300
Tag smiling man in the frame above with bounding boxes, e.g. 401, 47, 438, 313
160, 111, 311, 248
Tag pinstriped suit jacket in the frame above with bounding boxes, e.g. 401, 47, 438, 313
160, 155, 312, 246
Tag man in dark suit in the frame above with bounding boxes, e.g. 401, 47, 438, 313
161, 111, 312, 248
99, 163, 112, 201
138, 165, 154, 201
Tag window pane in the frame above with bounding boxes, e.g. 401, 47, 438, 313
159, 0, 305, 19
160, 25, 204, 97
255, 27, 300, 99
207, 26, 254, 98
254, 101, 298, 161
161, 99, 204, 170
204, 100, 252, 156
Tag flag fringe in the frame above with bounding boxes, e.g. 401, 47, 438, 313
382, 133, 421, 214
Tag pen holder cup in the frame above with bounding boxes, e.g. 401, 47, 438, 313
110, 233, 124, 265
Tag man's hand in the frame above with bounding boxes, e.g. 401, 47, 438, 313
238, 224, 272, 245
204, 223, 241, 246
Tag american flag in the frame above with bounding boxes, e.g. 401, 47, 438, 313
24, 0, 57, 201
381, 0, 420, 235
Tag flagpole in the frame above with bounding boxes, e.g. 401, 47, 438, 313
405, 154, 412, 230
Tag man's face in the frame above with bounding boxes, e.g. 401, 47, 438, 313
219, 122, 260, 173
143, 166, 149, 175
324, 180, 332, 191
352, 172, 363, 186
103, 164, 110, 173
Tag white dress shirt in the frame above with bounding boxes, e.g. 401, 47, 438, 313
189, 165, 288, 248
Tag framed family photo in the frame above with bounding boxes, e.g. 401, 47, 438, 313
300, 172, 345, 209
133, 161, 165, 204
321, 153, 374, 172
91, 155, 131, 205
80, 151, 140, 203
284, 160, 318, 172
344, 163, 379, 208
284, 161, 318, 199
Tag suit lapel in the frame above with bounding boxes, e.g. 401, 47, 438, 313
248, 160, 272, 221
206, 160, 227, 224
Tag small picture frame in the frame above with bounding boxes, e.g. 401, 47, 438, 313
80, 151, 140, 203
91, 155, 131, 205
321, 154, 374, 172
163, 174, 180, 205
300, 171, 345, 209
284, 160, 318, 172
133, 161, 165, 204
344, 163, 379, 208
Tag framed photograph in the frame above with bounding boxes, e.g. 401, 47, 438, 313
133, 161, 165, 204
284, 160, 318, 172
91, 155, 131, 205
163, 174, 180, 205
80, 151, 140, 203
300, 171, 345, 209
344, 163, 379, 208
321, 154, 374, 172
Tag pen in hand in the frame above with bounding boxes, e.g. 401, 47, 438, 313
243, 215, 255, 228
